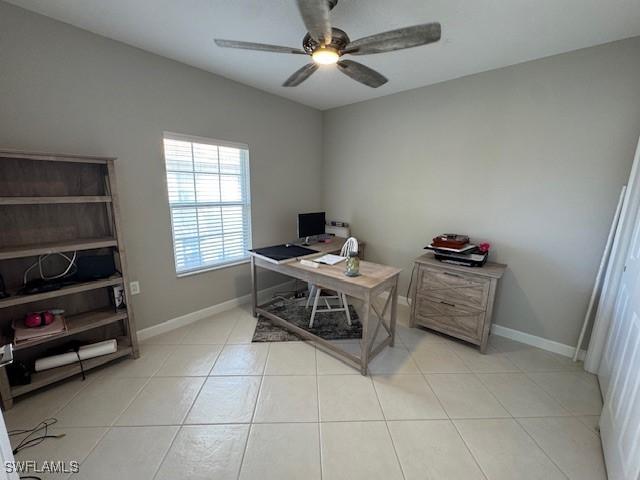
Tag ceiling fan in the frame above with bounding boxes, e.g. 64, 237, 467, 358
215, 0, 441, 88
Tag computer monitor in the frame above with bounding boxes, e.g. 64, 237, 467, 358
297, 212, 326, 239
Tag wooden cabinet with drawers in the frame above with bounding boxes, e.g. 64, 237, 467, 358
409, 253, 506, 352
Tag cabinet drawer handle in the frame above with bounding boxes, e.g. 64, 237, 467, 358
442, 272, 463, 278
440, 301, 456, 307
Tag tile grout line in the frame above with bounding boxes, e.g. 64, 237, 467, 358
468, 370, 516, 420
72, 355, 168, 473
147, 344, 179, 378
524, 370, 600, 416
419, 343, 570, 480
23, 364, 104, 430
406, 338, 472, 376
124, 362, 207, 478
58, 424, 110, 476
314, 345, 323, 480
575, 414, 602, 434
417, 373, 450, 420
226, 316, 260, 480
472, 370, 571, 418
513, 417, 571, 480
149, 425, 181, 480
173, 375, 209, 427
15, 341, 178, 472
449, 420, 490, 480
46, 370, 101, 420
420, 368, 492, 480
204, 345, 224, 376
108, 374, 155, 427
108, 346, 178, 427
219, 314, 239, 345
57, 415, 604, 427
369, 374, 407, 480
459, 348, 525, 375
148, 313, 245, 480
235, 341, 269, 480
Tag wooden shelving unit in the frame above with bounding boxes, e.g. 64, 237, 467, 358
0, 276, 124, 309
13, 308, 128, 351
0, 196, 112, 205
0, 149, 139, 409
0, 238, 119, 261
11, 341, 133, 397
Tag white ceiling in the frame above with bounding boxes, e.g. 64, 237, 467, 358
7, 0, 640, 110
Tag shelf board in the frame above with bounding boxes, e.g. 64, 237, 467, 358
0, 196, 112, 205
0, 276, 123, 309
11, 342, 132, 397
0, 149, 115, 164
13, 308, 128, 350
0, 237, 118, 261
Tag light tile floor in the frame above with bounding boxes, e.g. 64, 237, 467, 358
4, 304, 607, 480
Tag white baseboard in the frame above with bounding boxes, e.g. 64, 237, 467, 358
376, 290, 410, 307
491, 323, 586, 361
391, 293, 584, 360
139, 285, 585, 361
137, 280, 295, 342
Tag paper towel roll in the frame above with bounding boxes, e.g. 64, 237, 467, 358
78, 339, 117, 360
35, 339, 118, 372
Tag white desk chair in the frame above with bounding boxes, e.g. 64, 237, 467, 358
306, 237, 358, 329
306, 285, 351, 328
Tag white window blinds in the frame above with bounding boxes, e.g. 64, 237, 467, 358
163, 133, 252, 275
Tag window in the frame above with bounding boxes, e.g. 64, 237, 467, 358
163, 133, 252, 275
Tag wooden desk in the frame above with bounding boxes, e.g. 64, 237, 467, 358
250, 237, 401, 375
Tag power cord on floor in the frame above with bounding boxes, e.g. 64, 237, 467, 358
273, 279, 307, 304
8, 418, 65, 455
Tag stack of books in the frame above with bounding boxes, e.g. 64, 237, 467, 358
425, 234, 488, 267
12, 315, 67, 346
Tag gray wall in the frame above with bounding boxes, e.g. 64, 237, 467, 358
323, 37, 640, 346
0, 2, 323, 330
2, 1, 640, 347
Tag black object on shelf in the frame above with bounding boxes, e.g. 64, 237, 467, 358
0, 274, 8, 299
7, 361, 31, 386
433, 252, 488, 267
19, 278, 75, 295
75, 254, 117, 281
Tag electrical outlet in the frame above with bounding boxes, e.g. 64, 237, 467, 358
129, 281, 140, 295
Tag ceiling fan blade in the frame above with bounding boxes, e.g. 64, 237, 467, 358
337, 60, 388, 88
215, 39, 306, 55
296, 0, 332, 45
343, 23, 441, 55
283, 63, 319, 87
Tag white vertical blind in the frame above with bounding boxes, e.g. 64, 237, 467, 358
163, 133, 252, 274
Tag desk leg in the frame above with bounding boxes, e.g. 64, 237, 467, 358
250, 256, 258, 318
360, 292, 371, 375
390, 281, 398, 347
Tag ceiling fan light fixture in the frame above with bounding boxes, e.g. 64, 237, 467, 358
312, 47, 339, 65
216, 1, 441, 89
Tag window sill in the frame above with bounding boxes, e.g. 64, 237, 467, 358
176, 258, 250, 278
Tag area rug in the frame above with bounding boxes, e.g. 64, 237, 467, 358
252, 301, 362, 342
